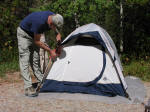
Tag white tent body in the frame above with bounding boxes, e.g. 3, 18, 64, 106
40, 23, 128, 97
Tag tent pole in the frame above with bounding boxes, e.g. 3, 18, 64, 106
107, 50, 130, 99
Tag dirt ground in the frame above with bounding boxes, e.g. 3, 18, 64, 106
0, 72, 150, 112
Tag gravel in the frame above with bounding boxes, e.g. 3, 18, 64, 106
0, 72, 149, 112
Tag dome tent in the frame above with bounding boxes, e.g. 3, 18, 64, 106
40, 23, 128, 97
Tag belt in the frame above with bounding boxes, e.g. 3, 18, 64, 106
20, 26, 34, 38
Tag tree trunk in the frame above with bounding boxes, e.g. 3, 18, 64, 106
120, 0, 124, 54
74, 0, 80, 28
74, 12, 80, 28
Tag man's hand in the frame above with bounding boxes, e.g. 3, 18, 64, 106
56, 46, 62, 57
56, 33, 61, 42
49, 49, 57, 60
34, 34, 61, 60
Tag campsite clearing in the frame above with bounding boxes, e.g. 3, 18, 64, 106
0, 72, 150, 112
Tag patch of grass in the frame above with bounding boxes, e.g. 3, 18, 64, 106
0, 48, 19, 77
0, 59, 19, 77
123, 59, 150, 81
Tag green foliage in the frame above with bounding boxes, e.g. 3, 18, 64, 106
0, 0, 32, 48
30, 0, 118, 38
0, 0, 150, 55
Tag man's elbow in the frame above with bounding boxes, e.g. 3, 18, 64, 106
34, 40, 40, 46
34, 34, 42, 47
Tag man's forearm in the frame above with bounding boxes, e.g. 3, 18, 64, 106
34, 34, 51, 52
35, 41, 51, 52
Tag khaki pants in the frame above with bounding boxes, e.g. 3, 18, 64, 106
17, 27, 43, 89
